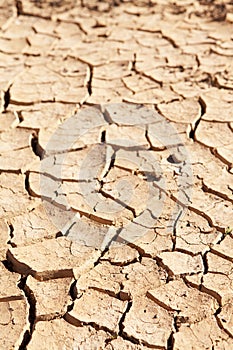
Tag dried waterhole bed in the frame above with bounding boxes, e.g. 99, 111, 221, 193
3, 103, 233, 349
39, 103, 192, 249
1, 0, 233, 348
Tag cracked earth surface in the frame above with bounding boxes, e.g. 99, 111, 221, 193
0, 0, 233, 349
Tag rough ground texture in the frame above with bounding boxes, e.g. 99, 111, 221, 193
0, 0, 233, 349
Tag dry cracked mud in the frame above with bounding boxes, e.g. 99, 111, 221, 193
0, 0, 233, 349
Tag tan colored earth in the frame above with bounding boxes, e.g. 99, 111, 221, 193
0, 0, 233, 349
